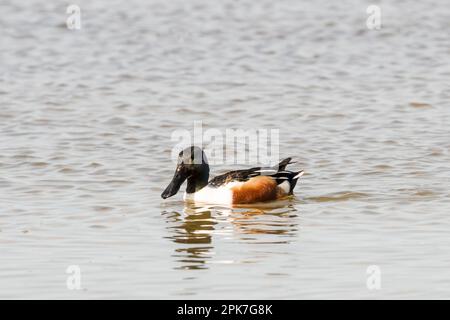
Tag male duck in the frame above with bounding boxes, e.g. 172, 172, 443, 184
161, 146, 304, 205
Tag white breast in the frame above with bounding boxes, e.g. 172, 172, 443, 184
183, 183, 242, 205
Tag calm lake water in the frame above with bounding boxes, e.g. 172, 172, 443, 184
1, 0, 449, 299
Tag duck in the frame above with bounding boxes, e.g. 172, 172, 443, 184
161, 146, 304, 205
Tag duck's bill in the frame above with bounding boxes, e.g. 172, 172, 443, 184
161, 172, 186, 199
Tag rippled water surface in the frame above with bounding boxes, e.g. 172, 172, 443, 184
1, 0, 450, 299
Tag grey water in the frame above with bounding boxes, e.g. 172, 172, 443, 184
1, 0, 450, 299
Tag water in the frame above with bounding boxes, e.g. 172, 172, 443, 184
1, 0, 449, 299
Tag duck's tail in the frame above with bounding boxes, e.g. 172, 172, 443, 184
276, 157, 296, 171
288, 170, 304, 193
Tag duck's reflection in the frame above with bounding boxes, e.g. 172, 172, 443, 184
162, 200, 299, 270
163, 207, 216, 270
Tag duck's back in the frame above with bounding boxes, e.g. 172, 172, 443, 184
184, 158, 303, 205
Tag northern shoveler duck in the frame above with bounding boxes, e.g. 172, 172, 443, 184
161, 146, 304, 205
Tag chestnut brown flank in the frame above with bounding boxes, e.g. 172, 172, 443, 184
231, 176, 281, 204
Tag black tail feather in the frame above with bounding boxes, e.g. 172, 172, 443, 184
276, 157, 295, 171
289, 170, 304, 193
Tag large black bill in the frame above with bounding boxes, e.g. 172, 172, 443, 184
161, 171, 187, 199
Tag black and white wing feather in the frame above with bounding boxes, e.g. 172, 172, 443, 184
208, 158, 303, 194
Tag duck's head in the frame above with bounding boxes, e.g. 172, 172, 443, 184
161, 146, 210, 199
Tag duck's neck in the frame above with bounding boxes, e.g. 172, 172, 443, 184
186, 164, 209, 194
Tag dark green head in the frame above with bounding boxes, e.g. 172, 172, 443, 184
161, 146, 210, 199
